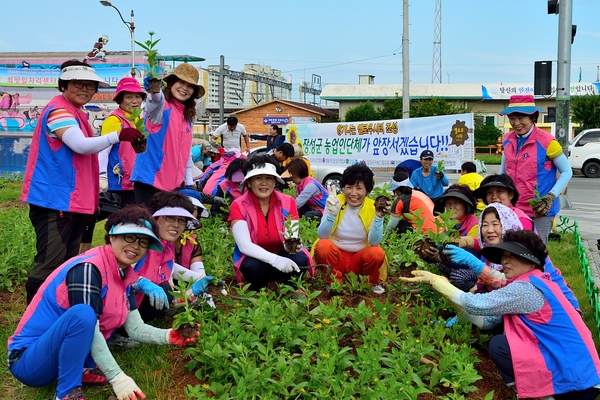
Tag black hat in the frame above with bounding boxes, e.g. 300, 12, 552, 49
480, 241, 543, 267
420, 150, 434, 159
434, 190, 475, 215
472, 174, 519, 206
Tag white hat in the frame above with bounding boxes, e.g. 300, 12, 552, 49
241, 162, 285, 186
187, 196, 209, 218
191, 165, 203, 181
389, 177, 413, 191
60, 65, 109, 88
108, 221, 164, 252
153, 207, 201, 230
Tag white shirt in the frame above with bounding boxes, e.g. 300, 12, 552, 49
212, 122, 247, 151
331, 205, 368, 252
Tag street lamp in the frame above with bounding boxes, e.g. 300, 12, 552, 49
99, 0, 136, 77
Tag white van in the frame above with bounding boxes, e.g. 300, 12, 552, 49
568, 128, 600, 178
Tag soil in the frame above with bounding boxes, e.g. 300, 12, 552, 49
148, 78, 162, 94
177, 322, 197, 339
374, 195, 391, 212
283, 238, 302, 254
131, 139, 147, 154
413, 238, 436, 260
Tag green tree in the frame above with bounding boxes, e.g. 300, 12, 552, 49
378, 96, 403, 120
474, 123, 502, 147
410, 97, 470, 118
344, 101, 380, 122
571, 94, 600, 133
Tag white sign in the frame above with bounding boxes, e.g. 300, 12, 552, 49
284, 113, 474, 170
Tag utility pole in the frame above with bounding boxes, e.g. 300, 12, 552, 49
431, 0, 442, 84
402, 0, 410, 119
219, 55, 225, 125
555, 0, 573, 154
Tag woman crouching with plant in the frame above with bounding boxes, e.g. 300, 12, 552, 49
313, 163, 390, 294
402, 230, 600, 399
230, 154, 313, 292
130, 63, 205, 206
286, 158, 328, 221
8, 205, 197, 400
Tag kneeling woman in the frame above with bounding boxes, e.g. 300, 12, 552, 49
229, 155, 313, 291
8, 205, 196, 400
287, 158, 328, 220
402, 229, 600, 400
313, 163, 390, 294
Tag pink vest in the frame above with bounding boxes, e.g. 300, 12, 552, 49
503, 269, 600, 397
232, 191, 314, 281
503, 126, 559, 218
131, 100, 192, 191
296, 176, 327, 212
21, 95, 99, 213
218, 179, 243, 200
202, 165, 226, 196
133, 240, 174, 306
107, 108, 137, 190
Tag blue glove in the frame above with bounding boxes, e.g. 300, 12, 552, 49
192, 275, 214, 296
442, 244, 485, 275
143, 76, 152, 92
135, 278, 169, 310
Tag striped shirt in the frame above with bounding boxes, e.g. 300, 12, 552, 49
47, 108, 78, 137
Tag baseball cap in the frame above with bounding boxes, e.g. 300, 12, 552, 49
420, 150, 434, 159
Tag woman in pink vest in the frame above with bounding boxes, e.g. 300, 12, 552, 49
21, 60, 143, 304
211, 157, 246, 218
498, 95, 573, 244
8, 205, 196, 400
230, 155, 313, 292
131, 63, 206, 205
287, 158, 328, 221
403, 230, 600, 399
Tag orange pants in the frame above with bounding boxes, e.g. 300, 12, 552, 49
313, 239, 385, 284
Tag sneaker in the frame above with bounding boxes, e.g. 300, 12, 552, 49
81, 366, 108, 385
57, 387, 86, 399
371, 283, 385, 295
107, 333, 139, 351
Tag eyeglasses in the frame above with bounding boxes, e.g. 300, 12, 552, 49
162, 216, 187, 226
122, 234, 150, 249
71, 80, 97, 90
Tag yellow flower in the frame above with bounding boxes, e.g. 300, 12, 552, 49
383, 330, 389, 336
452, 382, 459, 388
314, 323, 322, 329
442, 382, 450, 387
180, 231, 198, 245
415, 339, 420, 343
373, 378, 379, 383
323, 318, 331, 324
203, 383, 209, 389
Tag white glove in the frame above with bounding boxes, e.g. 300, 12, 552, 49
272, 255, 300, 273
325, 184, 341, 216
99, 175, 108, 193
110, 371, 145, 400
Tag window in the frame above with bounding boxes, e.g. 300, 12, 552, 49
576, 131, 600, 147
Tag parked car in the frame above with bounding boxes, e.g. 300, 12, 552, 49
249, 146, 345, 188
567, 128, 600, 178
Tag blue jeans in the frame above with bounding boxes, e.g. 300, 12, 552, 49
10, 304, 97, 398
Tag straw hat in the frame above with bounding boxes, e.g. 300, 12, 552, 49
163, 63, 205, 99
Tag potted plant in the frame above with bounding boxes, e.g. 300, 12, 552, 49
135, 31, 162, 94
170, 280, 199, 339
281, 214, 302, 254
125, 106, 148, 153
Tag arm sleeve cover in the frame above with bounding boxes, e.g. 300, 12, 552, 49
61, 126, 119, 154
184, 154, 194, 186
368, 218, 384, 245
231, 221, 277, 265
550, 154, 572, 196
145, 92, 164, 125
98, 145, 111, 175
91, 321, 122, 381
317, 213, 335, 238
172, 262, 204, 282
386, 215, 401, 232
123, 309, 170, 345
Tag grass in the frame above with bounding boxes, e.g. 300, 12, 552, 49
1, 182, 598, 398
475, 155, 501, 165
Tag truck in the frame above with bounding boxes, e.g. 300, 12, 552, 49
567, 128, 600, 178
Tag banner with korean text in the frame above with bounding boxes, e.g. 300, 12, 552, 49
285, 113, 474, 170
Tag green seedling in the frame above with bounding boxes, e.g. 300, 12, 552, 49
125, 107, 148, 139
528, 183, 542, 207
436, 159, 445, 174
135, 31, 161, 79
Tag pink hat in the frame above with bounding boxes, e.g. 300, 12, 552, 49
114, 77, 147, 103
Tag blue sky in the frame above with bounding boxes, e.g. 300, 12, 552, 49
2, 0, 599, 89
